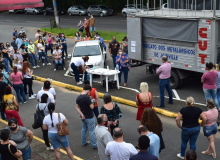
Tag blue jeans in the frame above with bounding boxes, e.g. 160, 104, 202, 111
181, 126, 200, 157
21, 146, 31, 160
29, 53, 37, 66
3, 58, 9, 72
159, 79, 173, 106
54, 58, 64, 70
45, 45, 48, 55
112, 54, 117, 68
13, 83, 27, 103
119, 67, 129, 83
0, 98, 6, 120
81, 117, 97, 148
217, 88, 220, 106
62, 44, 68, 57
203, 89, 219, 110
93, 107, 99, 118
8, 58, 13, 68
71, 63, 79, 82
48, 132, 69, 149
38, 52, 49, 63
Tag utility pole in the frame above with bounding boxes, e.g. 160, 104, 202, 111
52, 0, 60, 29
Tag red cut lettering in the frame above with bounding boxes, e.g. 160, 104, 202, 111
199, 28, 207, 38
199, 41, 207, 51
199, 54, 207, 64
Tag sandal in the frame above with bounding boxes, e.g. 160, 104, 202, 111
201, 151, 212, 155
124, 83, 127, 87
212, 153, 216, 158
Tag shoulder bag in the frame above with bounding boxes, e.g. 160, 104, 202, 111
33, 104, 47, 129
57, 113, 69, 136
8, 144, 23, 160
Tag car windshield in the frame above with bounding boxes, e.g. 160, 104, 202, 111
73, 45, 101, 57
99, 5, 109, 9
78, 6, 85, 9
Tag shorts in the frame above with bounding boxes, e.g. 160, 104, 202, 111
79, 29, 84, 32
203, 123, 218, 137
48, 132, 69, 149
90, 27, 96, 32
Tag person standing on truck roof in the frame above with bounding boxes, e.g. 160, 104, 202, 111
109, 37, 120, 69
201, 62, 219, 110
156, 56, 173, 108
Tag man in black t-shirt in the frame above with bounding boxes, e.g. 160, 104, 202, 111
108, 37, 120, 68
0, 43, 9, 72
0, 73, 8, 120
76, 85, 97, 149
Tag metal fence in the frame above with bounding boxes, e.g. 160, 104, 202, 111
127, 0, 220, 18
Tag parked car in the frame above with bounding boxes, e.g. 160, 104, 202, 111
67, 40, 106, 76
8, 9, 25, 14
25, 7, 43, 15
68, 5, 87, 16
43, 7, 66, 16
122, 4, 147, 17
87, 5, 113, 17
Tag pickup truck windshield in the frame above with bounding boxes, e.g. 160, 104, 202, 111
73, 45, 101, 57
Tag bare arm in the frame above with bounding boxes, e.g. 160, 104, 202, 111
136, 96, 139, 106
25, 130, 33, 145
14, 150, 22, 157
95, 90, 99, 100
200, 112, 207, 124
176, 112, 182, 129
201, 79, 204, 83
42, 124, 48, 130
63, 118, 68, 125
13, 97, 19, 111
76, 104, 85, 120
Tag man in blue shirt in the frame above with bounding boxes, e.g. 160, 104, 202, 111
137, 125, 160, 158
15, 34, 23, 49
12, 28, 18, 38
130, 135, 158, 160
96, 34, 107, 60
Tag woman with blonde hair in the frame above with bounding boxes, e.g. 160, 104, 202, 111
13, 57, 22, 72
176, 97, 207, 159
214, 64, 220, 105
136, 82, 153, 121
141, 107, 165, 152
201, 99, 218, 158
22, 61, 35, 99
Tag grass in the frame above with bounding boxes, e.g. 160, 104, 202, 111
40, 28, 127, 42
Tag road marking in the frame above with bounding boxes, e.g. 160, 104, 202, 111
0, 119, 84, 160
172, 89, 180, 100
5, 20, 14, 22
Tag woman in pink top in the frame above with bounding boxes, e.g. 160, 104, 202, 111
201, 62, 219, 110
47, 33, 53, 55
202, 99, 219, 158
10, 66, 27, 104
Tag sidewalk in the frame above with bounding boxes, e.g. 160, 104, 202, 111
0, 120, 72, 160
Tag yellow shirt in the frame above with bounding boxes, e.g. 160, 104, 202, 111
4, 94, 17, 110
34, 40, 45, 45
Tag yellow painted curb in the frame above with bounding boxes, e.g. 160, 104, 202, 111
39, 29, 122, 43
0, 119, 83, 160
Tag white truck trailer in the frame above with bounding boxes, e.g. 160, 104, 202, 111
127, 0, 220, 88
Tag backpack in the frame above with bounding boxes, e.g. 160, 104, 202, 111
5, 96, 17, 110
33, 104, 47, 129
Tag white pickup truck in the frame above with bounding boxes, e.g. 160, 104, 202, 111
127, 0, 220, 88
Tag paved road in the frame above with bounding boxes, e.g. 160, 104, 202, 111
0, 24, 206, 105
0, 13, 127, 33
17, 80, 220, 160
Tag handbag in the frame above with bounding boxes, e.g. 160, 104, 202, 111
33, 104, 47, 129
57, 113, 69, 136
8, 144, 23, 160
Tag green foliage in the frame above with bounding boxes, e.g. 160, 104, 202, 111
40, 27, 127, 41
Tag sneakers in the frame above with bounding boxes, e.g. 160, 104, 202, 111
82, 141, 90, 146
47, 146, 54, 150
64, 68, 66, 70
43, 63, 45, 66
32, 66, 36, 69
54, 69, 56, 71
67, 56, 71, 58
24, 101, 27, 104
19, 102, 22, 104
63, 57, 66, 59
32, 94, 37, 97
47, 63, 51, 65
77, 81, 83, 85
177, 153, 184, 159
36, 65, 40, 68
29, 96, 34, 100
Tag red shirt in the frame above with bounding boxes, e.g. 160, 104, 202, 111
89, 88, 98, 107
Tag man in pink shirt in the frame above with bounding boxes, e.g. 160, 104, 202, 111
156, 56, 173, 107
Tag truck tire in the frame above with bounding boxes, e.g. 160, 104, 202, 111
123, 12, 127, 17
170, 70, 180, 89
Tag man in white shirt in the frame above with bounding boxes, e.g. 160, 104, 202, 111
105, 127, 138, 160
37, 81, 55, 105
41, 79, 56, 99
95, 114, 113, 160
19, 27, 25, 34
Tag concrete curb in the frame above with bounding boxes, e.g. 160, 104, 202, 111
33, 75, 179, 118
39, 29, 121, 43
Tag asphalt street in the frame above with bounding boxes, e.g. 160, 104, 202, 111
14, 80, 220, 160
0, 23, 206, 105
0, 13, 127, 33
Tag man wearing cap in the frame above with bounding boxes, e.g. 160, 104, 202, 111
35, 30, 41, 40
75, 85, 97, 149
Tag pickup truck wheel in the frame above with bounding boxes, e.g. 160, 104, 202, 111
170, 70, 180, 89
123, 12, 127, 17
100, 12, 104, 17
33, 11, 36, 15
69, 12, 72, 16
79, 12, 82, 16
